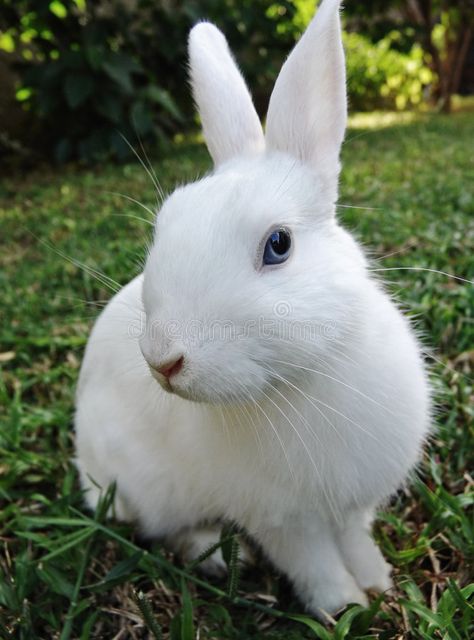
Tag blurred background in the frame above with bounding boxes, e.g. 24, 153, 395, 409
1, 0, 473, 166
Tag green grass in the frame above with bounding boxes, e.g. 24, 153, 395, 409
1, 108, 473, 639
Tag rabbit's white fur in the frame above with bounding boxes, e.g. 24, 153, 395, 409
75, 0, 430, 617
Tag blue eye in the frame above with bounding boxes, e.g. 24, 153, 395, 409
262, 228, 292, 266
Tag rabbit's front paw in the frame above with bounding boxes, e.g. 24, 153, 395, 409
353, 555, 393, 593
341, 535, 394, 593
337, 511, 394, 594
303, 575, 369, 619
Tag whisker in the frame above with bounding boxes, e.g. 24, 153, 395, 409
229, 377, 265, 461
106, 190, 156, 220
369, 266, 473, 285
258, 386, 340, 521
25, 230, 122, 294
249, 390, 296, 483
112, 213, 154, 227
375, 240, 419, 261
265, 377, 325, 449
269, 358, 398, 416
337, 203, 383, 211
273, 159, 298, 199
421, 348, 473, 383
217, 403, 232, 452
118, 132, 164, 202
133, 124, 166, 203
262, 364, 346, 446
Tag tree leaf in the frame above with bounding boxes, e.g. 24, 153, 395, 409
55, 139, 72, 164
146, 86, 183, 121
95, 93, 122, 124
64, 73, 94, 108
130, 101, 154, 136
102, 53, 141, 94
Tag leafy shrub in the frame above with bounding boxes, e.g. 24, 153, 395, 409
344, 31, 434, 111
1, 1, 436, 163
1, 0, 300, 163
1, 0, 188, 163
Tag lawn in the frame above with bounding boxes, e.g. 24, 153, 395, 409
0, 108, 473, 639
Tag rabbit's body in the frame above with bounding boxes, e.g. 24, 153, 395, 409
75, 0, 430, 616
77, 266, 428, 532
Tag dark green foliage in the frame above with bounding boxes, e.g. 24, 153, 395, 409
1, 0, 189, 163
0, 108, 473, 637
0, 0, 299, 163
1, 0, 447, 164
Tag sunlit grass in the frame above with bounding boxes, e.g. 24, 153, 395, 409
348, 110, 421, 130
348, 95, 474, 130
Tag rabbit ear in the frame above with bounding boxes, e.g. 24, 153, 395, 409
188, 22, 265, 166
265, 0, 346, 182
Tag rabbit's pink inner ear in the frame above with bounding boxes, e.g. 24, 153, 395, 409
188, 22, 264, 167
265, 0, 347, 183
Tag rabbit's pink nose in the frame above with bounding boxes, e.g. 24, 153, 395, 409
155, 356, 184, 380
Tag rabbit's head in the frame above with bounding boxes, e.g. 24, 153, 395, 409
140, 0, 367, 403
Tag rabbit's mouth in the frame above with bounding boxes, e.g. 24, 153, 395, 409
148, 362, 185, 396
146, 360, 205, 402
147, 360, 279, 407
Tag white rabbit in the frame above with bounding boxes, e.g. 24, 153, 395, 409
75, 0, 431, 617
